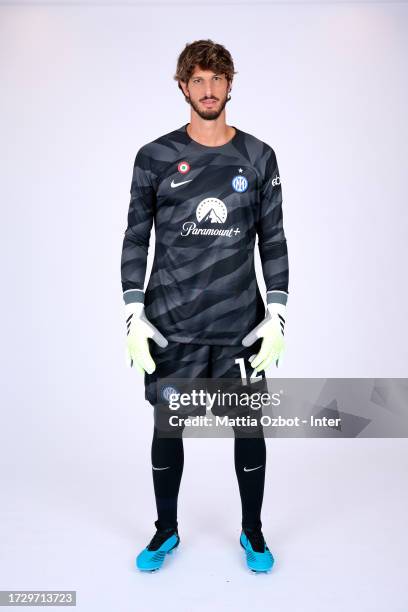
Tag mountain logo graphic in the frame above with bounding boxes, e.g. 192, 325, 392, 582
196, 197, 227, 224
203, 208, 224, 223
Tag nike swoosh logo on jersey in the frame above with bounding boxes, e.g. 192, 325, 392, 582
152, 465, 171, 471
171, 179, 193, 188
243, 465, 263, 472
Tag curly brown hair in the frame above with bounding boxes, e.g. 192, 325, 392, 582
174, 39, 237, 101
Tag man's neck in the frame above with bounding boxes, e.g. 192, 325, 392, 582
186, 119, 235, 147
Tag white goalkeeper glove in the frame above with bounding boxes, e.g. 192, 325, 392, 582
125, 302, 168, 374
242, 303, 286, 372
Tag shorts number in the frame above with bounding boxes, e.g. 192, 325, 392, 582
234, 356, 263, 385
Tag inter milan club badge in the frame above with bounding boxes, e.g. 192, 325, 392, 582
232, 174, 248, 193
160, 385, 180, 403
178, 161, 190, 174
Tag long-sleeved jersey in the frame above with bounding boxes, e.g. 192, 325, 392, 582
121, 123, 289, 346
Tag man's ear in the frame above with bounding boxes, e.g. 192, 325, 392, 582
179, 80, 188, 97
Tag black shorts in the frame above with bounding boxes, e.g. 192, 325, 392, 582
145, 338, 268, 435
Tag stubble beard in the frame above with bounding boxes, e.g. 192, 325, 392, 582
187, 92, 229, 121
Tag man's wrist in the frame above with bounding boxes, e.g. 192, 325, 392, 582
266, 293, 287, 319
266, 290, 288, 306
125, 302, 144, 318
123, 288, 145, 304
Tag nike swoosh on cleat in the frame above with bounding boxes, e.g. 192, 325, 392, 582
243, 465, 263, 472
171, 179, 193, 188
152, 466, 171, 471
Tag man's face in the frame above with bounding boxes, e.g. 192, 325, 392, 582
181, 67, 231, 121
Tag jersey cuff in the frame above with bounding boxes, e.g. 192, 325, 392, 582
266, 290, 288, 306
123, 289, 145, 304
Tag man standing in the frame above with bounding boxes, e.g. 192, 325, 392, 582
121, 39, 289, 573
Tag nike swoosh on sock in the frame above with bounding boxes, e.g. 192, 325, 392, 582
243, 465, 263, 472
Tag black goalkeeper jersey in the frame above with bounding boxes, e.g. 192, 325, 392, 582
121, 123, 289, 346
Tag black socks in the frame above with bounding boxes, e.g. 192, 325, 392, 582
150, 425, 266, 532
151, 427, 184, 530
234, 432, 266, 530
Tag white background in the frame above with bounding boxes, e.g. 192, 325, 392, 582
1, 1, 408, 610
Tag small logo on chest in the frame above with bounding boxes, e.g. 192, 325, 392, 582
232, 175, 248, 192
177, 161, 190, 174
171, 178, 193, 188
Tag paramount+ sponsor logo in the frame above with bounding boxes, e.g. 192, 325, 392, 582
180, 197, 241, 238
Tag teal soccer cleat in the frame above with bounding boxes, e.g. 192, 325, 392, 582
136, 523, 180, 572
240, 528, 274, 573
